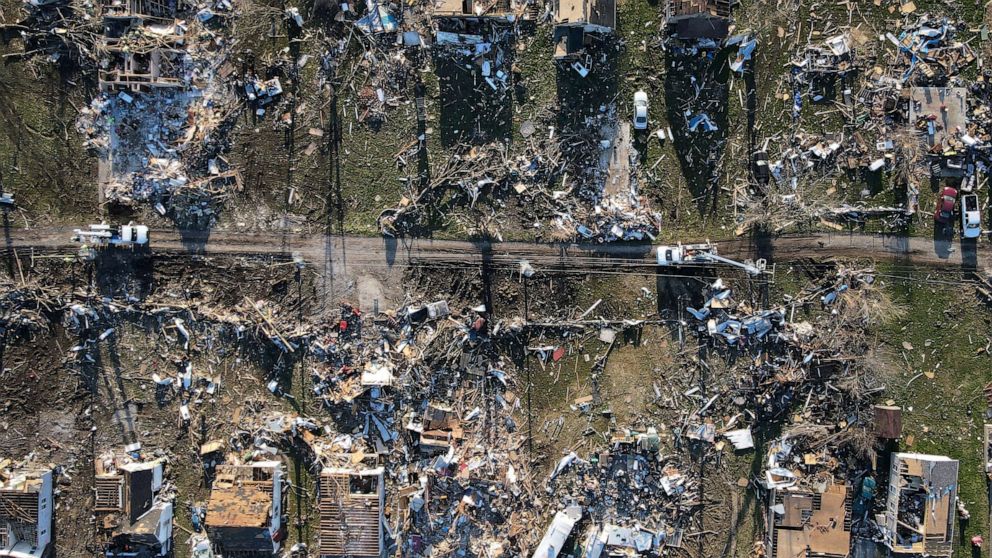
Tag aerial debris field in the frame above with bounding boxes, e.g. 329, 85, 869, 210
0, 0, 991, 557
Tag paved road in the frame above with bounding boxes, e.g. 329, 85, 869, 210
1, 226, 987, 270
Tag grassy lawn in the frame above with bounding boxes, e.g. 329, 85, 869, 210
0, 28, 99, 225
879, 265, 992, 557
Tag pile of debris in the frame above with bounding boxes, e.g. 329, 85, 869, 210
301, 299, 538, 554
526, 260, 912, 556
72, 1, 241, 224
539, 433, 694, 557
739, 12, 990, 234
382, 106, 662, 241
2, 235, 974, 558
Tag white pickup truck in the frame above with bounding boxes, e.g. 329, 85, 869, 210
961, 193, 981, 239
72, 224, 149, 248
656, 243, 766, 275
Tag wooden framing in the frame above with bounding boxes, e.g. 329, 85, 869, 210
318, 467, 384, 558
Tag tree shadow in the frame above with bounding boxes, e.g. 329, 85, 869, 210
932, 222, 953, 260
744, 51, 757, 156
174, 219, 212, 255
719, 419, 783, 558
102, 332, 141, 446
961, 236, 977, 271
655, 266, 710, 319
663, 44, 731, 215
415, 79, 431, 193
2, 210, 13, 280
751, 223, 773, 263
434, 19, 515, 147
554, 33, 618, 131
384, 235, 397, 267
93, 247, 154, 301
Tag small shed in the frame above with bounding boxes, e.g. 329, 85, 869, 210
873, 405, 902, 439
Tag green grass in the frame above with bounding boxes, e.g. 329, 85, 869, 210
879, 267, 992, 557
0, 38, 98, 224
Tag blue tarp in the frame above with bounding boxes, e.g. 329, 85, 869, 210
356, 2, 396, 33
687, 113, 718, 133
727, 34, 757, 74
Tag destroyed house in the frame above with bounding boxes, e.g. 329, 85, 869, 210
102, 0, 174, 20
318, 466, 385, 557
767, 484, 852, 558
98, 30, 185, 93
95, 456, 173, 558
551, 0, 615, 60
431, 0, 520, 19
666, 0, 733, 18
205, 462, 285, 557
909, 87, 968, 159
99, 0, 184, 91
664, 0, 733, 41
99, 48, 185, 92
584, 523, 668, 557
418, 403, 463, 451
430, 0, 517, 47
0, 466, 52, 558
796, 34, 853, 75
553, 0, 614, 30
883, 453, 958, 557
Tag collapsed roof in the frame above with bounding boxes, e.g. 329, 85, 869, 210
553, 0, 615, 29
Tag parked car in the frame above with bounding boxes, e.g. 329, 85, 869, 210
933, 186, 958, 224
633, 91, 648, 130
961, 193, 981, 238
